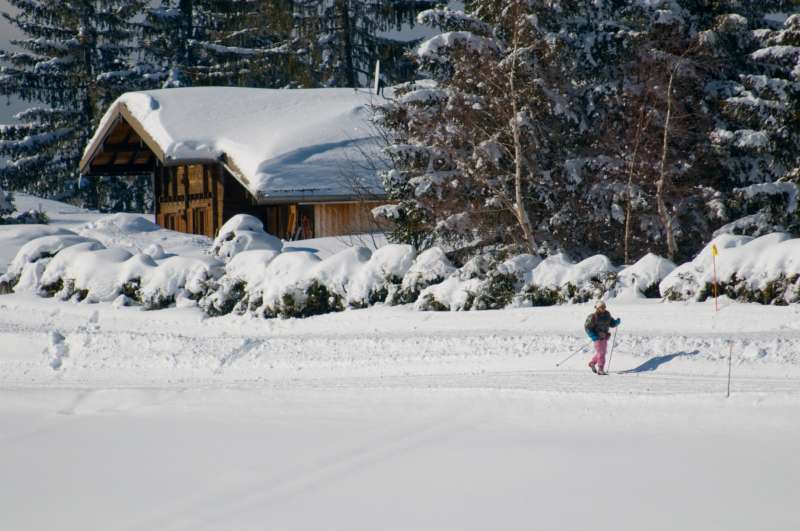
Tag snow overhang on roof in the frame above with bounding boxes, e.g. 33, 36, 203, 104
81, 87, 389, 202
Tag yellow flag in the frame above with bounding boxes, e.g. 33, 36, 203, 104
711, 244, 718, 257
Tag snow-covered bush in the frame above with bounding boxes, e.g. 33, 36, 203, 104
392, 247, 456, 304
39, 245, 154, 302
0, 189, 49, 225
138, 255, 223, 309
0, 233, 101, 293
3, 232, 224, 308
520, 254, 618, 306
199, 250, 280, 316
612, 254, 676, 299
415, 253, 538, 311
346, 244, 416, 307
660, 233, 800, 304
211, 214, 282, 262
251, 251, 322, 317
415, 276, 482, 311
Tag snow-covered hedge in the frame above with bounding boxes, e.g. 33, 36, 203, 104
6, 215, 800, 315
660, 233, 800, 304
1, 231, 223, 308
200, 244, 416, 318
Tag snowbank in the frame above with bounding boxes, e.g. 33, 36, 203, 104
660, 232, 800, 303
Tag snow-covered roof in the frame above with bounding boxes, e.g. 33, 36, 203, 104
81, 87, 388, 202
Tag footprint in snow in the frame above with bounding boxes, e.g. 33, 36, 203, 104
48, 330, 69, 370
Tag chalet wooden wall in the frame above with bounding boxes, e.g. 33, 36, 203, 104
152, 162, 383, 240
154, 163, 223, 237
312, 202, 382, 238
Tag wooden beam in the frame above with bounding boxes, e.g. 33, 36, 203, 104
210, 165, 219, 236
99, 143, 146, 154
183, 164, 190, 231
84, 161, 155, 176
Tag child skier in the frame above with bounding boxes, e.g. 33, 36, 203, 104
584, 301, 620, 375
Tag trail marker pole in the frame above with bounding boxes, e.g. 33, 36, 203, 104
606, 326, 619, 373
711, 244, 719, 312
555, 341, 592, 367
726, 341, 733, 398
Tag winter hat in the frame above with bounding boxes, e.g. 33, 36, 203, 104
594, 301, 606, 310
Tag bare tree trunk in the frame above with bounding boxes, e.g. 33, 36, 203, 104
656, 70, 678, 261
508, 9, 537, 254
623, 95, 649, 265
338, 0, 356, 87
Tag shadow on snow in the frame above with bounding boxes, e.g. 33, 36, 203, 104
618, 350, 700, 374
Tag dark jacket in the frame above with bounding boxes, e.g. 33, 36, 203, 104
585, 310, 619, 340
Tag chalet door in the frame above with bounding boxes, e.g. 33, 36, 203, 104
192, 208, 207, 236
163, 213, 176, 231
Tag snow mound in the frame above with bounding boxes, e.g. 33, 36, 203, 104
81, 213, 160, 234
211, 214, 283, 261
660, 233, 800, 303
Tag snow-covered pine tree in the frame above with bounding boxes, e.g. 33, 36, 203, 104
142, 0, 298, 88
701, 9, 800, 237
141, 0, 194, 88
377, 3, 577, 256
0, 185, 14, 222
295, 0, 435, 87
0, 0, 149, 205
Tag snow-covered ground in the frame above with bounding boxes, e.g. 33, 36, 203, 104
1, 293, 799, 530
1, 197, 799, 530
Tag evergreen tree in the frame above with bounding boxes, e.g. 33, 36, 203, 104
378, 1, 800, 263
0, 0, 149, 205
377, 2, 577, 255
295, 0, 435, 87
142, 0, 299, 88
0, 185, 14, 221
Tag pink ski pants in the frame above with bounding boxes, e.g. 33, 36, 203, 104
591, 338, 608, 369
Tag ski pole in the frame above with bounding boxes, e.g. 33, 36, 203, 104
606, 326, 619, 372
555, 341, 593, 367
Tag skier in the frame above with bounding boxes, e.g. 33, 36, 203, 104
584, 301, 620, 375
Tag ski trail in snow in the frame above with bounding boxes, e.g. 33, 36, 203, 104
215, 337, 260, 374
122, 405, 483, 531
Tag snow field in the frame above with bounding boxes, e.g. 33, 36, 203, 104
1, 383, 798, 531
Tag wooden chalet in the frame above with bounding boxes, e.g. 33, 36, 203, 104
79, 87, 387, 240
